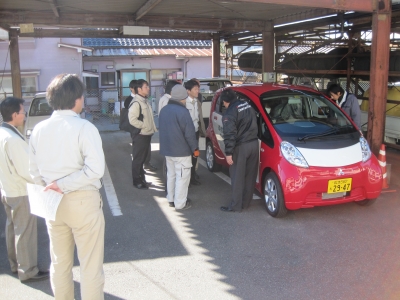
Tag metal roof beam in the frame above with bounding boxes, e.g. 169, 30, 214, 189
214, 0, 376, 12
17, 28, 213, 40
47, 0, 60, 18
0, 11, 266, 32
135, 0, 163, 21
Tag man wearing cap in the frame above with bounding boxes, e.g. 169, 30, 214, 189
159, 85, 198, 210
219, 89, 259, 213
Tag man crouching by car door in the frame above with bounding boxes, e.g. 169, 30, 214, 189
220, 89, 259, 213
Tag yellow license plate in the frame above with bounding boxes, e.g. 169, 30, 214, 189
327, 178, 352, 194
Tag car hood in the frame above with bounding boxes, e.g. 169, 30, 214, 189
297, 142, 362, 167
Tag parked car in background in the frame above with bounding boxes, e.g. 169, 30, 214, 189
24, 92, 53, 139
206, 83, 382, 217
184, 78, 232, 128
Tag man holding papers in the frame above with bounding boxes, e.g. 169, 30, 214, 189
0, 97, 49, 282
29, 74, 106, 300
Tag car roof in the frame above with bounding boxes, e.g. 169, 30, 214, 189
184, 78, 232, 82
228, 83, 321, 97
33, 92, 47, 99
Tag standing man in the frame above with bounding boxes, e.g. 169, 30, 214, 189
124, 79, 137, 109
219, 89, 259, 213
29, 74, 105, 299
159, 85, 198, 210
0, 97, 49, 283
184, 79, 206, 186
129, 79, 157, 189
158, 80, 180, 115
326, 83, 361, 128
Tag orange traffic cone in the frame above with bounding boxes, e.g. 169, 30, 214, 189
378, 144, 389, 189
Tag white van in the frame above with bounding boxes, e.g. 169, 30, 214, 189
24, 92, 53, 139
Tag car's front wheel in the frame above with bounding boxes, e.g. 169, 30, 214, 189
263, 172, 287, 218
206, 141, 222, 172
356, 199, 377, 206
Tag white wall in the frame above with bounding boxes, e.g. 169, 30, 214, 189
0, 38, 82, 92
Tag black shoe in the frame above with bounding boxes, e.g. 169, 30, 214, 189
144, 163, 158, 171
195, 173, 200, 180
133, 182, 148, 189
190, 178, 201, 186
176, 199, 192, 210
220, 206, 237, 212
21, 270, 50, 283
142, 180, 152, 187
168, 202, 175, 207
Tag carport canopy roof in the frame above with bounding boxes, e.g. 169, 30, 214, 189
0, 0, 390, 40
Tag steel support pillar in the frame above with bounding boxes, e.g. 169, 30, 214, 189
9, 29, 22, 98
262, 21, 274, 82
212, 33, 220, 78
368, 0, 391, 156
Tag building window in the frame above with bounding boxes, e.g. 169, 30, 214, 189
101, 72, 115, 86
0, 75, 37, 100
85, 77, 99, 90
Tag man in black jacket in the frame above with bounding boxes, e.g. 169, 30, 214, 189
220, 89, 259, 212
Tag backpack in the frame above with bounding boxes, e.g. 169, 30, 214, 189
119, 101, 143, 138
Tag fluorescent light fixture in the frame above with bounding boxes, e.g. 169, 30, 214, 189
274, 14, 337, 28
106, 65, 114, 69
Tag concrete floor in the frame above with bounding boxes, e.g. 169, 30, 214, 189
0, 132, 400, 300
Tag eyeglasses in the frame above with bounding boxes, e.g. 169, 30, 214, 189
17, 111, 27, 117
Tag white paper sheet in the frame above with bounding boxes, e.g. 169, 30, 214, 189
27, 183, 63, 221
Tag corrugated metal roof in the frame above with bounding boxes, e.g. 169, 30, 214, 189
83, 38, 211, 48
83, 48, 212, 57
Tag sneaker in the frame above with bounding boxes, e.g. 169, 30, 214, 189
168, 202, 175, 207
190, 178, 201, 186
176, 199, 192, 210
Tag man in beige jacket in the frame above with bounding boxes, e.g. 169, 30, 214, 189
128, 79, 157, 189
0, 97, 49, 282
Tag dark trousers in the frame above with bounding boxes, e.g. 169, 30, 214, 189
191, 131, 200, 179
229, 140, 259, 211
132, 134, 152, 184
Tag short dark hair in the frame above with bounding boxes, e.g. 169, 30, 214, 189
184, 79, 200, 91
134, 79, 149, 94
326, 83, 344, 96
220, 89, 237, 103
129, 80, 137, 89
0, 97, 24, 122
165, 80, 180, 95
46, 74, 84, 110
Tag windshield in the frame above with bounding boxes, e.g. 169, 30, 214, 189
29, 97, 53, 116
260, 89, 358, 140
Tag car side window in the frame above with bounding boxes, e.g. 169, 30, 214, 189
259, 117, 274, 148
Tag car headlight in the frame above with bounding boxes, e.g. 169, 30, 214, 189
280, 141, 309, 168
26, 129, 32, 138
360, 137, 371, 162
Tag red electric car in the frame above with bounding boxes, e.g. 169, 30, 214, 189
205, 83, 382, 217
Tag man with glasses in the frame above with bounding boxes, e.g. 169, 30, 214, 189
0, 97, 49, 282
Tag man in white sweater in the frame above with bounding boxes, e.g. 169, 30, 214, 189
0, 97, 49, 282
30, 74, 105, 299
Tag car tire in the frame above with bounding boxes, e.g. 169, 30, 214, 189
356, 199, 377, 206
206, 141, 222, 172
263, 172, 287, 218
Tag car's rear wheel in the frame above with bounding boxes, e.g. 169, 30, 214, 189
263, 172, 287, 218
206, 141, 222, 172
356, 199, 377, 206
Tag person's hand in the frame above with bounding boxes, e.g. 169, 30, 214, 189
44, 181, 63, 194
193, 149, 200, 158
226, 155, 234, 165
